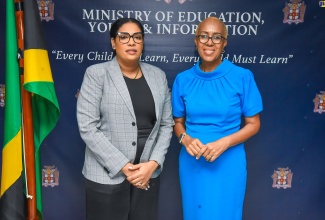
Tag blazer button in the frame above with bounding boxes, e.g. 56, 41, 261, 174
132, 122, 136, 126
132, 142, 136, 146
104, 167, 110, 174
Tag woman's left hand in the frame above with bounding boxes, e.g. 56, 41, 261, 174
196, 115, 261, 162
126, 161, 158, 190
196, 137, 229, 162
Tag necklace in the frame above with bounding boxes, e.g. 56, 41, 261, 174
121, 65, 140, 79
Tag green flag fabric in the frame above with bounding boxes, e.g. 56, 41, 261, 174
0, 0, 24, 219
23, 0, 60, 218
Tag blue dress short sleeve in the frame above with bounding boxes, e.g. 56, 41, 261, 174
240, 70, 263, 117
172, 76, 185, 118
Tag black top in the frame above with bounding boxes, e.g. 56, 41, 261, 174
124, 74, 156, 135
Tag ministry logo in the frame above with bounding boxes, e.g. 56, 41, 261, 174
42, 165, 60, 187
313, 91, 325, 114
272, 167, 293, 189
37, 0, 55, 22
282, 0, 306, 25
0, 84, 5, 108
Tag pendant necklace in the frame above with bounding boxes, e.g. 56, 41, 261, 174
121, 65, 140, 79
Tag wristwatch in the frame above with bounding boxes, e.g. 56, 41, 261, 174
178, 133, 187, 144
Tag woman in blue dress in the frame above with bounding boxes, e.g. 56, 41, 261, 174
172, 17, 263, 220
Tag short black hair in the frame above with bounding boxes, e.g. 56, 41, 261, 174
110, 18, 144, 39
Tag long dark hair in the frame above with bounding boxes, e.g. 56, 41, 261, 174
110, 18, 144, 39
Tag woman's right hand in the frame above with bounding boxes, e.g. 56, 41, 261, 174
122, 163, 150, 190
182, 135, 206, 158
121, 163, 136, 177
173, 117, 205, 158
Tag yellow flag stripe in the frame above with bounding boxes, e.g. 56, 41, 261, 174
24, 49, 53, 83
0, 129, 23, 196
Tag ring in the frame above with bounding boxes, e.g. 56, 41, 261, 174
136, 182, 141, 186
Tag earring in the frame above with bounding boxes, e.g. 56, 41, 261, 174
112, 46, 116, 49
222, 50, 225, 53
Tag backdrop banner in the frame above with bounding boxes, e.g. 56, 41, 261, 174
0, 0, 325, 219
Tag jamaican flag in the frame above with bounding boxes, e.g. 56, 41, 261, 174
23, 0, 60, 218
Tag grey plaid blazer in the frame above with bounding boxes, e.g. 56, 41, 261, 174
77, 57, 173, 184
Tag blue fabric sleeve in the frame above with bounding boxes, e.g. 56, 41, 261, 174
171, 76, 185, 118
241, 70, 263, 117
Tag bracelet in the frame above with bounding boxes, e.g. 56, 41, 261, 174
179, 133, 187, 144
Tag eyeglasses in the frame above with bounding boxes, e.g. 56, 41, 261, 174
117, 32, 144, 44
196, 34, 227, 44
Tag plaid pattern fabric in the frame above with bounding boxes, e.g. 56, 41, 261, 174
77, 57, 173, 184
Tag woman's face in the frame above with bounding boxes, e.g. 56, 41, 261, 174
195, 19, 227, 65
111, 22, 144, 63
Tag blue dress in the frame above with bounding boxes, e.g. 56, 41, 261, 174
172, 60, 263, 220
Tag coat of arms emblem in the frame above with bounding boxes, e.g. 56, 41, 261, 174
37, 0, 54, 22
272, 167, 293, 189
0, 84, 5, 108
283, 0, 306, 24
313, 91, 325, 114
42, 165, 60, 187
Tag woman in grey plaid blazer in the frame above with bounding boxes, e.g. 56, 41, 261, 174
77, 18, 173, 220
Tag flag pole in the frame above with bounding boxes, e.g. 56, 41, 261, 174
14, 0, 39, 219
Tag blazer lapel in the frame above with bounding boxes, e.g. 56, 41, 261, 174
108, 57, 136, 119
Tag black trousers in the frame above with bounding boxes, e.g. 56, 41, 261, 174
85, 177, 160, 220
